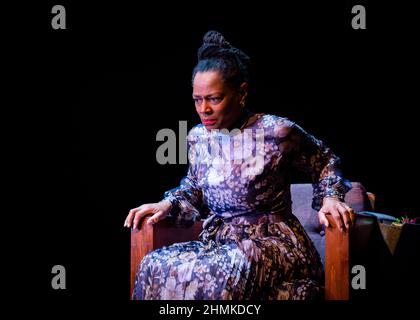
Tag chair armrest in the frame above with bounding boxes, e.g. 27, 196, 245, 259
130, 216, 203, 298
358, 211, 396, 222
325, 211, 377, 300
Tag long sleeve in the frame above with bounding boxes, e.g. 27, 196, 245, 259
288, 122, 352, 211
162, 130, 206, 226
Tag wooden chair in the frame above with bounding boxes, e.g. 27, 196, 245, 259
130, 182, 387, 300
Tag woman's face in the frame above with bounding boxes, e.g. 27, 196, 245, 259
193, 71, 246, 130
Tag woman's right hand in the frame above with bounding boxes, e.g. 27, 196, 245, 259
124, 200, 172, 230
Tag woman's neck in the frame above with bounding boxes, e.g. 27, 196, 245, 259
228, 109, 254, 131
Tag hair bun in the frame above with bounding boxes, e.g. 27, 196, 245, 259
193, 31, 252, 87
202, 30, 231, 48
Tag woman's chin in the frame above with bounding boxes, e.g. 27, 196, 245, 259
203, 123, 219, 130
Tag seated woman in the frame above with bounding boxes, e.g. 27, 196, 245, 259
124, 31, 353, 300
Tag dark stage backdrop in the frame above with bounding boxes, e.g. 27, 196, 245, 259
19, 1, 418, 305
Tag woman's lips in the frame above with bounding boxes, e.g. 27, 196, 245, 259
202, 119, 217, 125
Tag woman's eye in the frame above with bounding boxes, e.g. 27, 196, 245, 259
193, 98, 203, 104
210, 97, 222, 103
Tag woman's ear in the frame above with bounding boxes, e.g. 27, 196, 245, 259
239, 82, 249, 103
240, 82, 249, 95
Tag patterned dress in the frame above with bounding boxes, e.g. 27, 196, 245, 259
132, 111, 351, 300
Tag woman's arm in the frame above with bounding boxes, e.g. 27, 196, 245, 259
162, 163, 205, 226
161, 127, 208, 226
288, 122, 353, 231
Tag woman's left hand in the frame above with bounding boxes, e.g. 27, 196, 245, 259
318, 197, 354, 232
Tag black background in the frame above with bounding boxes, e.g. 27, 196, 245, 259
11, 0, 419, 311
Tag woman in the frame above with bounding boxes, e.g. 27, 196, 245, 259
124, 31, 353, 300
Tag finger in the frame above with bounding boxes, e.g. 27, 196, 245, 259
132, 208, 151, 229
339, 205, 352, 229
126, 206, 144, 227
147, 211, 165, 225
347, 206, 356, 226
124, 208, 139, 227
318, 211, 329, 228
331, 210, 345, 232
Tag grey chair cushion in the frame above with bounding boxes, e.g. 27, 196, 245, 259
306, 231, 326, 266
291, 182, 373, 267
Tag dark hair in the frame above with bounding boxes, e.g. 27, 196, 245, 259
192, 31, 251, 90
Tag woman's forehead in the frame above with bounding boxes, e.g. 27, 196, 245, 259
193, 71, 226, 95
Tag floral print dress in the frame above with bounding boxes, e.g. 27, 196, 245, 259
132, 111, 351, 300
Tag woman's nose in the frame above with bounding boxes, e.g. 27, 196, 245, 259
198, 100, 212, 114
